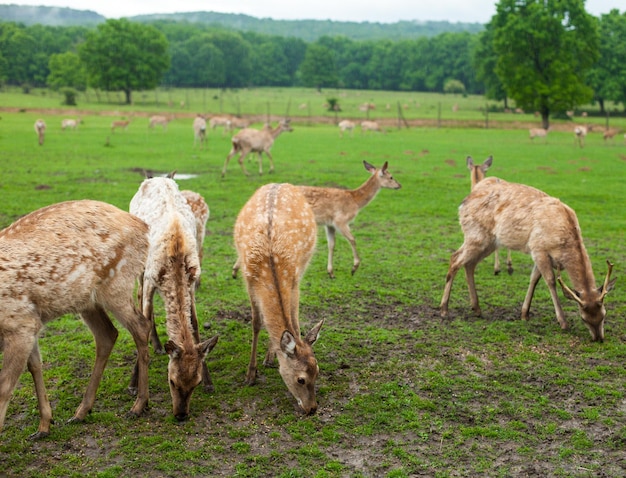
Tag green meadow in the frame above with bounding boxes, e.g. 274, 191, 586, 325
1, 90, 626, 477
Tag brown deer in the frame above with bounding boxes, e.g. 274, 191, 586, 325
360, 120, 382, 133
0, 200, 152, 438
34, 119, 46, 145
192, 115, 207, 149
603, 128, 620, 144
180, 189, 210, 289
222, 119, 293, 177
130, 174, 218, 421
466, 156, 513, 275
234, 183, 324, 415
149, 115, 172, 130
440, 176, 616, 341
209, 115, 233, 135
297, 161, 401, 278
111, 119, 130, 132
529, 128, 548, 142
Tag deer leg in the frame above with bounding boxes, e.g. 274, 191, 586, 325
521, 263, 543, 321
232, 257, 241, 279
238, 151, 251, 176
535, 258, 569, 329
26, 340, 53, 439
464, 261, 481, 316
70, 307, 119, 423
325, 225, 337, 278
336, 222, 360, 275
0, 328, 38, 435
222, 149, 237, 177
265, 151, 275, 174
257, 152, 264, 175
189, 286, 214, 393
143, 282, 163, 354
506, 249, 514, 275
246, 297, 262, 385
493, 248, 501, 275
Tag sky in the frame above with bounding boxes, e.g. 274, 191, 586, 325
11, 0, 624, 24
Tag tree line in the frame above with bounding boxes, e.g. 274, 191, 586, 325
0, 1, 625, 126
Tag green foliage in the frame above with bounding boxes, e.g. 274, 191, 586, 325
47, 51, 87, 91
79, 19, 170, 104
443, 79, 466, 95
299, 43, 338, 90
491, 0, 600, 127
59, 87, 78, 105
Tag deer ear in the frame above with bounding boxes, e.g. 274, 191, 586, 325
198, 335, 219, 359
167, 170, 177, 179
305, 319, 324, 346
165, 340, 181, 358
381, 161, 389, 173
483, 156, 493, 169
598, 277, 617, 296
280, 331, 297, 357
363, 160, 376, 173
466, 156, 474, 170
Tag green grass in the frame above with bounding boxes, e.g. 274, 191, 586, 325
1, 88, 626, 477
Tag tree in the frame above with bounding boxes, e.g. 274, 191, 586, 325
79, 19, 170, 104
491, 0, 599, 128
47, 51, 86, 91
299, 43, 337, 90
587, 10, 626, 113
472, 23, 509, 107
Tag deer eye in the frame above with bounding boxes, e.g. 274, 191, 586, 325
297, 377, 306, 385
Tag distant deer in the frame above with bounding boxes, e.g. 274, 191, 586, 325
0, 200, 152, 438
529, 128, 548, 142
111, 119, 130, 133
149, 115, 172, 130
209, 116, 232, 135
34, 119, 46, 145
180, 189, 210, 290
338, 119, 355, 138
603, 128, 620, 144
574, 124, 592, 148
440, 176, 616, 341
234, 183, 324, 415
130, 174, 218, 421
193, 115, 207, 149
298, 161, 401, 278
360, 120, 382, 133
61, 118, 80, 131
222, 119, 293, 177
466, 156, 513, 275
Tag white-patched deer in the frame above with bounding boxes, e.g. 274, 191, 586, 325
298, 161, 401, 278
529, 128, 548, 142
0, 200, 152, 438
34, 119, 46, 145
234, 183, 324, 415
209, 115, 232, 135
574, 125, 592, 148
180, 189, 210, 290
192, 115, 207, 149
130, 174, 218, 421
440, 176, 616, 341
61, 118, 80, 131
338, 119, 355, 138
466, 156, 513, 276
222, 119, 293, 177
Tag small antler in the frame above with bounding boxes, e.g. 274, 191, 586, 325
600, 260, 614, 301
557, 266, 584, 306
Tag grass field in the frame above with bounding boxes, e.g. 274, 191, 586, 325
1, 91, 626, 477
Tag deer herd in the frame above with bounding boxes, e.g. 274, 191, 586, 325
3, 113, 621, 439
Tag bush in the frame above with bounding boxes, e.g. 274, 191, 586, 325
443, 79, 466, 95
61, 87, 78, 106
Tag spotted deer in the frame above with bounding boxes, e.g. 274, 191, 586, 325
466, 156, 513, 275
0, 200, 152, 438
222, 119, 293, 177
234, 183, 324, 415
34, 119, 46, 145
440, 176, 616, 341
130, 174, 218, 421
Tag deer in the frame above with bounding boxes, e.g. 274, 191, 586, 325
149, 115, 172, 130
466, 156, 513, 276
222, 119, 293, 177
0, 200, 152, 438
209, 115, 232, 135
360, 120, 382, 133
111, 119, 130, 132
440, 175, 616, 342
603, 128, 620, 144
298, 161, 401, 279
529, 128, 548, 142
61, 118, 80, 131
34, 119, 46, 145
234, 183, 324, 415
574, 124, 592, 148
338, 119, 355, 138
130, 174, 218, 421
192, 115, 207, 149
180, 189, 210, 290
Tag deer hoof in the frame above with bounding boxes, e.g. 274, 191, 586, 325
29, 430, 50, 440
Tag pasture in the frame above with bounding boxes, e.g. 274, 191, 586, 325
1, 102, 626, 477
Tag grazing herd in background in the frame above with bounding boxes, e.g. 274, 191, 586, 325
1, 112, 621, 438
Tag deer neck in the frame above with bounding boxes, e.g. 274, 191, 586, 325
270, 125, 284, 139
562, 241, 597, 294
349, 173, 381, 209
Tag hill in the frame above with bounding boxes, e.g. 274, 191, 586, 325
0, 4, 483, 40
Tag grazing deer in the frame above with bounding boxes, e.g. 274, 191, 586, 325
298, 161, 401, 278
338, 120, 355, 138
574, 125, 592, 148
466, 156, 513, 275
130, 174, 218, 420
229, 117, 250, 130
180, 189, 210, 289
149, 115, 172, 130
0, 200, 152, 438
111, 119, 130, 132
61, 118, 80, 131
209, 115, 232, 135
192, 115, 207, 149
529, 128, 548, 142
222, 119, 293, 177
360, 120, 381, 133
34, 119, 46, 145
440, 176, 616, 341
234, 183, 324, 415
603, 128, 620, 144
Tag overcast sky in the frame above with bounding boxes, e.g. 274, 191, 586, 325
11, 0, 624, 24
